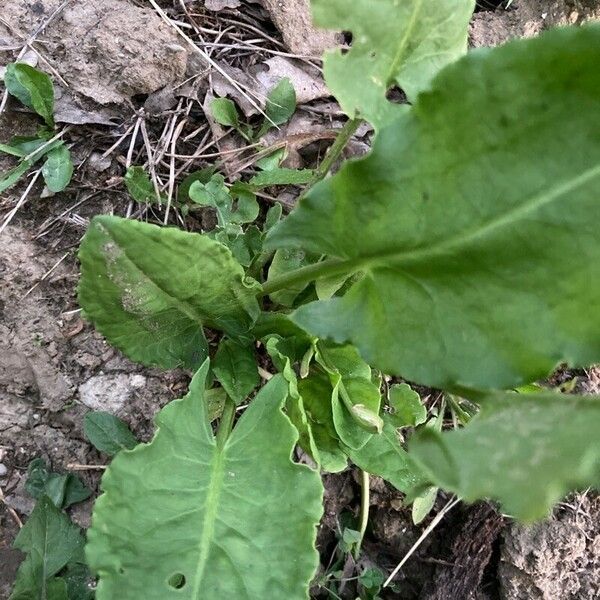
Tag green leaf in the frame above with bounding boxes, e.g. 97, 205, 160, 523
267, 26, 600, 390
78, 216, 260, 370
312, 0, 474, 127
315, 273, 350, 300
409, 391, 600, 521
11, 497, 85, 600
178, 167, 214, 201
0, 160, 33, 194
4, 63, 55, 127
62, 563, 94, 600
249, 168, 314, 188
210, 97, 240, 128
86, 362, 323, 599
42, 144, 73, 192
266, 78, 296, 124
268, 248, 316, 307
344, 415, 423, 493
84, 412, 138, 455
0, 136, 47, 158
255, 148, 285, 171
212, 338, 259, 404
25, 459, 90, 510
264, 203, 283, 232
265, 336, 341, 472
259, 78, 296, 136
204, 387, 227, 421
411, 485, 438, 525
189, 175, 236, 226
389, 383, 426, 427
229, 183, 260, 224
124, 166, 160, 203
316, 343, 382, 448
297, 372, 348, 473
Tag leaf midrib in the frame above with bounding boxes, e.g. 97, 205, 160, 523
387, 0, 424, 82
354, 162, 600, 271
191, 443, 226, 598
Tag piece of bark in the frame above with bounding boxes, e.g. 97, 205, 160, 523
422, 503, 505, 600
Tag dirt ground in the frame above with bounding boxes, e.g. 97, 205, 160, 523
1, 1, 600, 599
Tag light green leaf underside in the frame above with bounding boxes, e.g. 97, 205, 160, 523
267, 26, 600, 390
312, 0, 474, 127
409, 392, 600, 521
42, 144, 73, 192
78, 216, 260, 370
86, 363, 323, 599
344, 415, 425, 493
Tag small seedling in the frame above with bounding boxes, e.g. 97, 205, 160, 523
1, 63, 74, 194
210, 77, 297, 140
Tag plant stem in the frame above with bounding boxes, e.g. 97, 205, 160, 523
308, 118, 362, 188
216, 397, 236, 449
355, 470, 370, 558
260, 256, 360, 297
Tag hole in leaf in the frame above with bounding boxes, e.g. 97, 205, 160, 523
385, 85, 407, 105
168, 573, 186, 589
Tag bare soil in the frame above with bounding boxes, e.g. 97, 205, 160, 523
1, 1, 599, 599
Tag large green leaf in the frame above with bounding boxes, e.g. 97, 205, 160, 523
409, 392, 600, 521
312, 0, 474, 127
86, 362, 323, 599
267, 26, 600, 390
78, 216, 260, 370
11, 497, 85, 600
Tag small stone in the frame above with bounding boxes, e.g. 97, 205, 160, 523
0, 463, 8, 477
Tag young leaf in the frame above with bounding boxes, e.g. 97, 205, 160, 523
42, 144, 73, 192
84, 412, 138, 455
178, 167, 214, 201
268, 248, 316, 307
11, 497, 85, 600
316, 343, 383, 448
0, 136, 48, 158
210, 97, 240, 128
25, 459, 91, 510
86, 363, 323, 599
266, 78, 296, 124
344, 415, 425, 494
267, 26, 600, 390
78, 216, 260, 370
189, 174, 235, 225
297, 372, 348, 473
266, 336, 343, 473
312, 0, 474, 127
264, 203, 283, 232
212, 338, 260, 404
258, 78, 296, 136
411, 485, 438, 525
249, 168, 314, 188
0, 160, 33, 194
125, 166, 160, 203
389, 383, 427, 427
4, 63, 55, 127
409, 391, 600, 521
